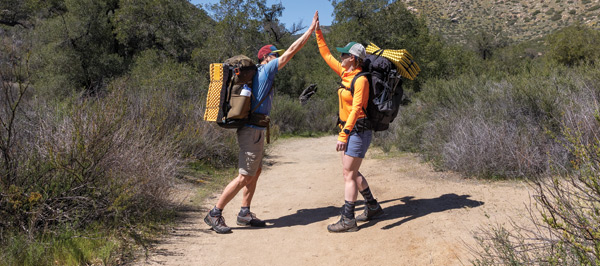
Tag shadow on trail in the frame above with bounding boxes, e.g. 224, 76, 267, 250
360, 193, 484, 230
263, 193, 484, 230
263, 206, 340, 228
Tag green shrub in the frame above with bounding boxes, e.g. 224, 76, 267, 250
391, 62, 600, 179
550, 13, 562, 21
117, 49, 238, 167
1, 227, 121, 266
473, 111, 600, 265
545, 24, 600, 66
588, 5, 600, 11
270, 93, 337, 135
271, 94, 308, 134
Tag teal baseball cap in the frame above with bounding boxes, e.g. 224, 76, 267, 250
336, 42, 366, 60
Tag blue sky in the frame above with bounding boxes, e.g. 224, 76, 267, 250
191, 0, 335, 29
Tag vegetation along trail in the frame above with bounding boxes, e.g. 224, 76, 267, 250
137, 135, 534, 265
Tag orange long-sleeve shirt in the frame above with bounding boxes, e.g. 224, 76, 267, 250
316, 29, 369, 143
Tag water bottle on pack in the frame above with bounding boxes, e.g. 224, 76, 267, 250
240, 84, 252, 97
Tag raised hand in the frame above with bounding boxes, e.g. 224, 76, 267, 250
310, 11, 319, 32
314, 11, 320, 31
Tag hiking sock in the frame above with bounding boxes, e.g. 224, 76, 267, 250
360, 187, 378, 206
343, 201, 355, 219
239, 206, 250, 217
209, 206, 223, 217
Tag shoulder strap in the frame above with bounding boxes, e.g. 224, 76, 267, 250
349, 72, 370, 96
348, 72, 371, 120
250, 86, 272, 114
249, 74, 274, 114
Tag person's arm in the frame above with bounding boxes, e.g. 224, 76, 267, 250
315, 29, 342, 76
277, 11, 318, 70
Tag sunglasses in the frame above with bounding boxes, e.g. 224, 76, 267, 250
268, 53, 279, 58
341, 53, 351, 59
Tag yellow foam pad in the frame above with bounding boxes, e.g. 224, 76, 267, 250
365, 43, 420, 80
203, 63, 224, 122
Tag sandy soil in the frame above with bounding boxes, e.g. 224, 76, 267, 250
135, 135, 534, 266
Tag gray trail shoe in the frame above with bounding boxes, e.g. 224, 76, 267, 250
356, 203, 384, 222
327, 215, 358, 233
204, 213, 232, 234
237, 212, 266, 227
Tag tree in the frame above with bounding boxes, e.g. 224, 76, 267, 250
113, 0, 211, 62
328, 0, 456, 91
203, 0, 268, 60
330, 0, 389, 45
470, 25, 509, 60
30, 0, 123, 97
0, 45, 30, 186
0, 0, 67, 28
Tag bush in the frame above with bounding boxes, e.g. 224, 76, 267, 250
392, 63, 600, 179
473, 111, 600, 265
550, 13, 562, 21
118, 49, 238, 167
545, 24, 600, 66
588, 5, 600, 12
2, 91, 178, 232
1, 38, 240, 265
271, 93, 337, 135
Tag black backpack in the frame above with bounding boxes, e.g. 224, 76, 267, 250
348, 53, 403, 131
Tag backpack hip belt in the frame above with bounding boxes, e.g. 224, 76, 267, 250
337, 117, 372, 132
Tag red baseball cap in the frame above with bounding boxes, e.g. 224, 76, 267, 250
257, 45, 285, 61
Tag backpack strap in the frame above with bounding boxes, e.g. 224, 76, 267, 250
348, 72, 370, 96
250, 82, 273, 114
347, 72, 371, 130
223, 66, 236, 113
349, 72, 370, 115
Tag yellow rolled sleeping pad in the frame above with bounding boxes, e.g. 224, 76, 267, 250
365, 42, 420, 80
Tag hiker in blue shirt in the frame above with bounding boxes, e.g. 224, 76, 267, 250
204, 11, 319, 234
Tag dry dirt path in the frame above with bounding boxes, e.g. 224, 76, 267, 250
136, 135, 534, 266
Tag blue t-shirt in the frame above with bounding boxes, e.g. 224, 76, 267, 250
248, 58, 279, 129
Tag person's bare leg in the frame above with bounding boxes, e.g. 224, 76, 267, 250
342, 153, 363, 202
241, 167, 261, 207
356, 171, 369, 191
216, 173, 254, 210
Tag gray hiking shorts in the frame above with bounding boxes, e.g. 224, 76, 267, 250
237, 126, 264, 176
345, 129, 372, 158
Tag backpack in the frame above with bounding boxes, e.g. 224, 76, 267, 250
348, 53, 403, 132
203, 55, 271, 129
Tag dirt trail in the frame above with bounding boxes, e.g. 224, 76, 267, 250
136, 135, 534, 266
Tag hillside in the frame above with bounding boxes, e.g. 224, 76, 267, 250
402, 0, 600, 44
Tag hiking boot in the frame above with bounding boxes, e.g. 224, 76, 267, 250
327, 215, 358, 233
204, 213, 232, 234
237, 212, 266, 227
356, 203, 384, 222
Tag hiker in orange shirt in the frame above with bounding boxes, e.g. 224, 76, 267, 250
314, 14, 384, 232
